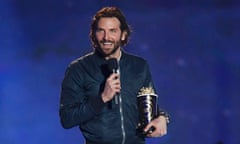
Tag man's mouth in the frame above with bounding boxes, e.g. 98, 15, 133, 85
101, 40, 114, 46
103, 42, 112, 45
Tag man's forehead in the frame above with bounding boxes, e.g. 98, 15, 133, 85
97, 17, 121, 27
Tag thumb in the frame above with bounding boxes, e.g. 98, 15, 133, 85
144, 123, 153, 132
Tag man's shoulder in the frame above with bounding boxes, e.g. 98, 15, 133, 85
123, 51, 147, 64
70, 52, 95, 64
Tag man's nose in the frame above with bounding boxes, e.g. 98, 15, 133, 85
103, 32, 110, 40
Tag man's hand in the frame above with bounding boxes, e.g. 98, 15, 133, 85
144, 116, 168, 137
101, 73, 121, 103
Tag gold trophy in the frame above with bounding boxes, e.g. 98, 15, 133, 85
137, 86, 158, 135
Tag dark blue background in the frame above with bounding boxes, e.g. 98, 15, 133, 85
1, 0, 240, 144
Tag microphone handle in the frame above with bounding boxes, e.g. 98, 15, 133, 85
113, 68, 119, 104
115, 94, 119, 104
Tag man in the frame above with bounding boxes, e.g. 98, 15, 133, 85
59, 7, 169, 144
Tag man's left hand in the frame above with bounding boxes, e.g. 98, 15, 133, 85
144, 116, 167, 137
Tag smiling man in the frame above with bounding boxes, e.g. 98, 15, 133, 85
59, 7, 169, 144
95, 17, 125, 58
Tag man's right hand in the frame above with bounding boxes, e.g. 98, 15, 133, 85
101, 73, 121, 103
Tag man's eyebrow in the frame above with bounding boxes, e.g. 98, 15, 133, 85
96, 27, 104, 30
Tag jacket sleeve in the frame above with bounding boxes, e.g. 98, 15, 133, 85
142, 61, 155, 89
59, 63, 105, 129
143, 61, 169, 120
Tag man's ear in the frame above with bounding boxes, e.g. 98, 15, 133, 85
121, 31, 127, 41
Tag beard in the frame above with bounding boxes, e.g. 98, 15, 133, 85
95, 39, 122, 57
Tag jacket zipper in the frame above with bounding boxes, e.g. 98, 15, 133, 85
119, 93, 126, 144
118, 63, 126, 144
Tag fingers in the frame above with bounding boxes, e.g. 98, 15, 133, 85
144, 118, 167, 137
107, 73, 121, 92
144, 124, 153, 133
109, 73, 120, 81
102, 73, 121, 102
146, 126, 167, 137
143, 126, 155, 135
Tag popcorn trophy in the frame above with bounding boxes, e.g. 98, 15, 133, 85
137, 86, 158, 135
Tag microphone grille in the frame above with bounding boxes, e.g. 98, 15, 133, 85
107, 58, 118, 71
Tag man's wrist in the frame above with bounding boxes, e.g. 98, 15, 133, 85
157, 110, 170, 124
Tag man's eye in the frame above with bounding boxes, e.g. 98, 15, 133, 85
96, 29, 103, 32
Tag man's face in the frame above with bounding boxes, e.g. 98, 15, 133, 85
95, 17, 126, 57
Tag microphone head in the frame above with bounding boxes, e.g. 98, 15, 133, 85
107, 58, 118, 72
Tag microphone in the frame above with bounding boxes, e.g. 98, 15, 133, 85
107, 58, 118, 73
107, 58, 119, 104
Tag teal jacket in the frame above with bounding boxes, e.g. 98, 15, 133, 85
59, 50, 157, 144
